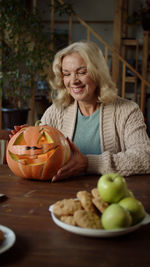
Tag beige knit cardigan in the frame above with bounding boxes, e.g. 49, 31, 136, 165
40, 96, 150, 176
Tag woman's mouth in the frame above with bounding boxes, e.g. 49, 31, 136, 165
72, 86, 85, 94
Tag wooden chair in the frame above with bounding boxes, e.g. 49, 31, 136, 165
0, 130, 11, 164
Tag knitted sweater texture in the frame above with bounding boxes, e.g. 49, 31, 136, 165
40, 97, 150, 176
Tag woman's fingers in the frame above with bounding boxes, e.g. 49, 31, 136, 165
52, 139, 88, 182
14, 124, 27, 131
9, 125, 27, 139
52, 166, 79, 182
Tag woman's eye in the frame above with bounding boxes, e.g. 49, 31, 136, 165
62, 70, 87, 77
63, 73, 70, 76
78, 71, 86, 75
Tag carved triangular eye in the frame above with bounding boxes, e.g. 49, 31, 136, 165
38, 132, 54, 145
13, 132, 27, 145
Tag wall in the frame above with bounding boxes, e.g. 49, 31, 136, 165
38, 0, 148, 44
68, 0, 114, 46
37, 0, 148, 52
37, 0, 114, 53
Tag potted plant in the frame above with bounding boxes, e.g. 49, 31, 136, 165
0, 0, 74, 129
0, 0, 54, 129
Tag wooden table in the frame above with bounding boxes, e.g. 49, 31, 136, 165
0, 165, 150, 267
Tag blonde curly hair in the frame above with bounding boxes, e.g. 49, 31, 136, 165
49, 40, 118, 107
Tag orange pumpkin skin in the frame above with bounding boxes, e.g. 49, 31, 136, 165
6, 125, 71, 180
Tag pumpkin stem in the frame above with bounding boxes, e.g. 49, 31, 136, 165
35, 120, 41, 126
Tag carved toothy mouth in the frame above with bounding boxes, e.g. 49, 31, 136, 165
8, 146, 58, 166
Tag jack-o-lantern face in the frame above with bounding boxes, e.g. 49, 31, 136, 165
6, 125, 71, 180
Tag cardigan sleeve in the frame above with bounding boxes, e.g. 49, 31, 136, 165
86, 102, 150, 176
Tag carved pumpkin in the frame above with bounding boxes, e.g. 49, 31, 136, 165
6, 125, 71, 180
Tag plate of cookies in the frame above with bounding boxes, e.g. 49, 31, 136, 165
49, 188, 150, 238
0, 225, 16, 254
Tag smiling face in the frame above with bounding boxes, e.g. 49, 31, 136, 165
62, 52, 97, 105
6, 126, 71, 180
8, 127, 58, 166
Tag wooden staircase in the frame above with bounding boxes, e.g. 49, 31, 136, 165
121, 39, 139, 102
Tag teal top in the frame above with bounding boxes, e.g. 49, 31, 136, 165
73, 108, 101, 155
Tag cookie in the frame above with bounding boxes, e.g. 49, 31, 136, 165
91, 188, 100, 199
91, 188, 108, 213
53, 198, 82, 217
74, 210, 102, 229
60, 215, 76, 226
77, 191, 96, 213
92, 197, 108, 213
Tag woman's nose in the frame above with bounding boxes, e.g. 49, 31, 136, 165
71, 73, 79, 83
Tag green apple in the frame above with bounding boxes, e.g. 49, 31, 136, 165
119, 197, 146, 225
101, 203, 132, 230
97, 173, 128, 203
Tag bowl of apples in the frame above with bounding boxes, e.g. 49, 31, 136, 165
49, 173, 150, 238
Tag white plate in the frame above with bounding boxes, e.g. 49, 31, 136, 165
0, 225, 16, 254
49, 204, 150, 238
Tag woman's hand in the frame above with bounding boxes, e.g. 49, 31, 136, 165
52, 138, 88, 182
9, 125, 27, 139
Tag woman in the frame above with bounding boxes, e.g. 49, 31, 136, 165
13, 41, 150, 181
